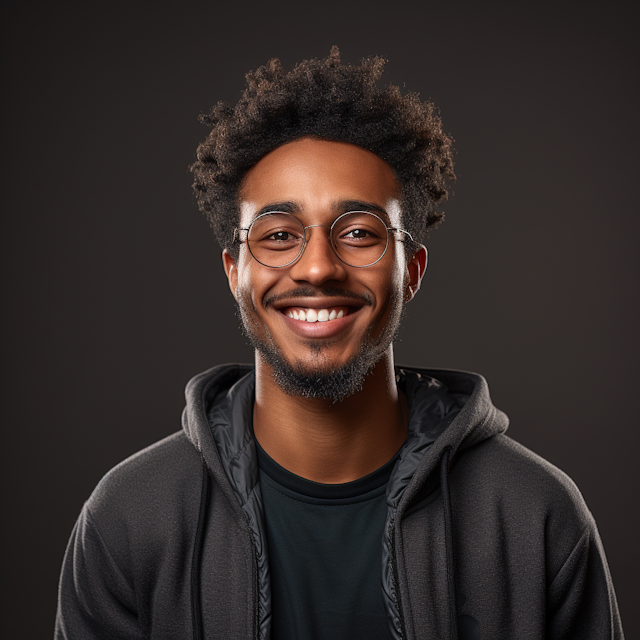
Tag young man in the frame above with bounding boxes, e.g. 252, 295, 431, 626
55, 49, 624, 639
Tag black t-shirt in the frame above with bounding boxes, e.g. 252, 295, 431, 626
256, 440, 397, 640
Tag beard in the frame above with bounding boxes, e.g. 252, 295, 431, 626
236, 289, 405, 403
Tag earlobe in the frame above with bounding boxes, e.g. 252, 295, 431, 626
404, 245, 428, 303
222, 249, 239, 299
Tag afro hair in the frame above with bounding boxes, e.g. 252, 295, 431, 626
191, 46, 455, 258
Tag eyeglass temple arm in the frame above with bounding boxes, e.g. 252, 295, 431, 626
233, 228, 250, 243
388, 227, 415, 242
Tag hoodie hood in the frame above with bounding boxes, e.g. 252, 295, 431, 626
182, 364, 508, 463
181, 363, 509, 639
394, 366, 509, 510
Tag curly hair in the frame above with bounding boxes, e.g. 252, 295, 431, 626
191, 46, 455, 258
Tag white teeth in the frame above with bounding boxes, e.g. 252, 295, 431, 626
286, 307, 348, 322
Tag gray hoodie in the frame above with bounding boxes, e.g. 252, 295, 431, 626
55, 364, 624, 639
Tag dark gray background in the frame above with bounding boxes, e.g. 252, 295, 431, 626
2, 2, 638, 638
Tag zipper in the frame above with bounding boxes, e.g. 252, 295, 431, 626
252, 545, 260, 639
389, 517, 408, 639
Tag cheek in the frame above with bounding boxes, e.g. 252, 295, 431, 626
364, 267, 404, 320
394, 245, 408, 282
235, 255, 278, 309
232, 255, 258, 312
391, 250, 411, 302
380, 251, 407, 300
234, 250, 257, 295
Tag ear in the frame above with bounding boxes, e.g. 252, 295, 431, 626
405, 245, 428, 303
222, 249, 238, 300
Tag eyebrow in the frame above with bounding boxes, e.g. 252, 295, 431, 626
252, 200, 390, 222
254, 201, 299, 217
338, 200, 389, 221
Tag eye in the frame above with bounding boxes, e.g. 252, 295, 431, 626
343, 228, 370, 239
268, 231, 295, 242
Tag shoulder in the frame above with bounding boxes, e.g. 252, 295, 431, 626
461, 434, 588, 510
85, 431, 203, 555
90, 431, 200, 504
453, 434, 596, 569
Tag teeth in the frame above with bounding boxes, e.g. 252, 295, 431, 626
285, 307, 349, 322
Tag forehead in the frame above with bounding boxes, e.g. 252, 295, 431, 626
238, 138, 402, 227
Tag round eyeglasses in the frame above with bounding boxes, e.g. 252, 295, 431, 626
234, 211, 414, 268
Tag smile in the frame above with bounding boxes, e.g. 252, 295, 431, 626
281, 305, 350, 322
271, 298, 365, 339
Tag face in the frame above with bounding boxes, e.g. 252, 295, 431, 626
223, 137, 426, 401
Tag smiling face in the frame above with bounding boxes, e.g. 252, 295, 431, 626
223, 137, 425, 401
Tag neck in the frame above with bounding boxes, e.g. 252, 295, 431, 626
253, 349, 408, 483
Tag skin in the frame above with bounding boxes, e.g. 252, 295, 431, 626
223, 138, 427, 483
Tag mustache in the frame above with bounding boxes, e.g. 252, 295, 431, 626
263, 287, 373, 308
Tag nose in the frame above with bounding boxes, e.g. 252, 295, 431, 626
288, 226, 348, 285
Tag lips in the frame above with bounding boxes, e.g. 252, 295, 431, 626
270, 297, 367, 339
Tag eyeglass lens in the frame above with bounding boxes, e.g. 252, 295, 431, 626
247, 212, 389, 268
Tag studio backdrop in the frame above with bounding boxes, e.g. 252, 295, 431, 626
1, 2, 637, 638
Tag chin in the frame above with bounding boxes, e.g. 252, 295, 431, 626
260, 342, 378, 403
255, 321, 396, 402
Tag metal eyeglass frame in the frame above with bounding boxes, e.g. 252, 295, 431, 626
233, 210, 415, 269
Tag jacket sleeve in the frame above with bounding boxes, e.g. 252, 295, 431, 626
55, 504, 146, 640
546, 522, 624, 639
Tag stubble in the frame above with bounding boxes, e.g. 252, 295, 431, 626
235, 288, 405, 403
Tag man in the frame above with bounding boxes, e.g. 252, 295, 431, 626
55, 48, 624, 639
